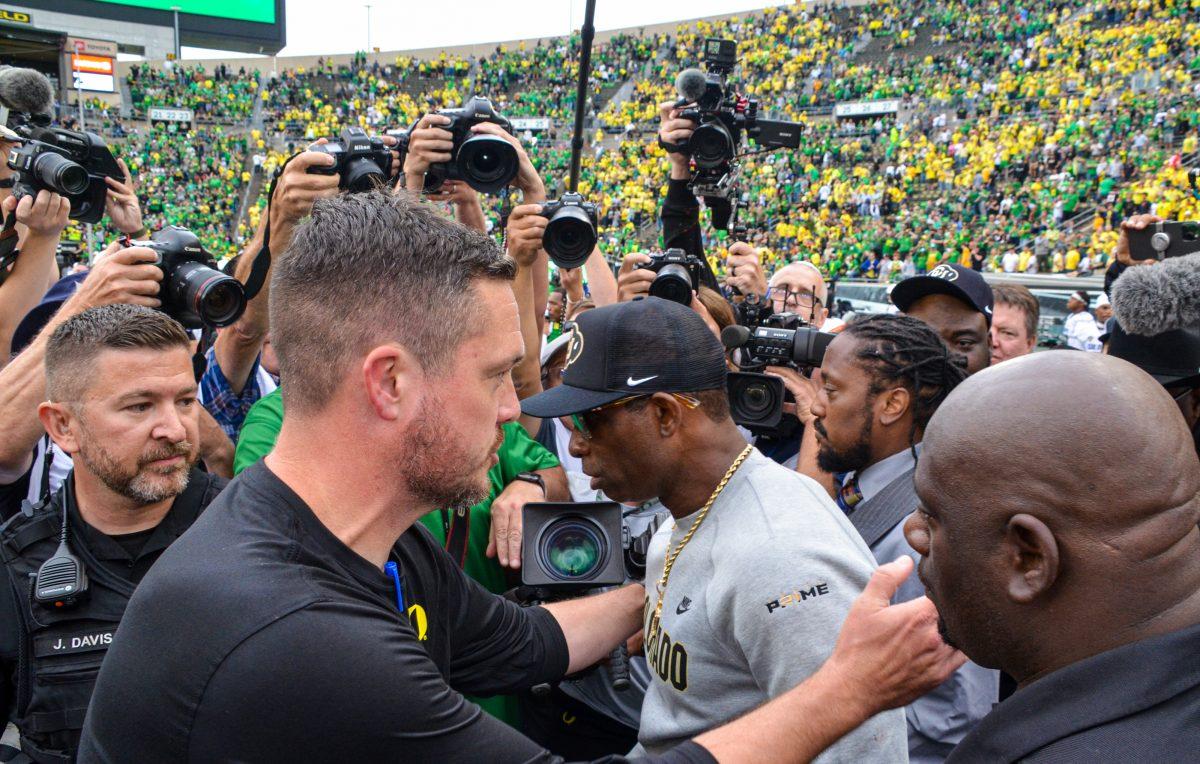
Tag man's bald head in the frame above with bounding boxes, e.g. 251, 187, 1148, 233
906, 351, 1200, 685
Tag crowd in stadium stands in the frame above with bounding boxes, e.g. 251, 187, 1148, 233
126, 61, 260, 122
62, 0, 1199, 283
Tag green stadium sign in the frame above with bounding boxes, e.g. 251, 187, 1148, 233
95, 0, 274, 25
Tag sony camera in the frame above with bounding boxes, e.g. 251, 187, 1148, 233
540, 191, 599, 270
306, 126, 394, 193
130, 226, 247, 329
6, 125, 123, 225
637, 247, 704, 306
401, 96, 519, 194
1127, 219, 1200, 261
722, 313, 835, 434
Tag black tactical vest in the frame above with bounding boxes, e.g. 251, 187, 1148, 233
0, 471, 222, 763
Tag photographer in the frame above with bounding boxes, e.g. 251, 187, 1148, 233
1, 304, 225, 763
520, 298, 912, 759
80, 191, 961, 763
808, 315, 998, 762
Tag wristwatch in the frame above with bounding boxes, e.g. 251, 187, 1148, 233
512, 472, 546, 497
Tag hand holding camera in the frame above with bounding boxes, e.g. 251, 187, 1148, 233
103, 159, 144, 236
2, 188, 69, 239
724, 241, 767, 297
402, 113, 455, 186
506, 203, 548, 267
305, 128, 393, 193
658, 100, 695, 179
124, 226, 247, 328
68, 243, 162, 311
469, 121, 545, 201
617, 252, 655, 302
273, 142, 340, 248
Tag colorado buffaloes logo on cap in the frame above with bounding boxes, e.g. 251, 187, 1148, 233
928, 264, 959, 281
564, 328, 585, 372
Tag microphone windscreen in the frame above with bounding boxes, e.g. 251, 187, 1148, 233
1111, 253, 1200, 335
0, 66, 53, 117
675, 68, 708, 104
721, 324, 751, 350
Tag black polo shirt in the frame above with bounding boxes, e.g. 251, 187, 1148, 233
79, 462, 714, 764
947, 621, 1200, 762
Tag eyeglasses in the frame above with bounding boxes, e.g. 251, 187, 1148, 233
767, 286, 821, 311
565, 393, 701, 440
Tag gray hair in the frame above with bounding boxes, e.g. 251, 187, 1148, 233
270, 190, 516, 414
45, 304, 191, 403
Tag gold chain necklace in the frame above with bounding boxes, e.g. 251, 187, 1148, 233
647, 444, 754, 646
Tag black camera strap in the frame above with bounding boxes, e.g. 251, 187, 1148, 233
240, 151, 304, 302
0, 212, 21, 287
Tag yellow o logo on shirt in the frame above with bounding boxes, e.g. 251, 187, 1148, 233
407, 604, 428, 641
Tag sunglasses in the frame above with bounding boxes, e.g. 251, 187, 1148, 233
566, 393, 701, 440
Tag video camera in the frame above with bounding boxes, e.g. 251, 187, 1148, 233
128, 226, 247, 329
4, 121, 123, 225
637, 247, 704, 306
306, 126, 394, 193
1128, 219, 1200, 261
398, 96, 519, 194
721, 313, 835, 434
663, 39, 803, 231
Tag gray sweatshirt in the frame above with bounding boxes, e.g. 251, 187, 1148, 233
637, 449, 908, 762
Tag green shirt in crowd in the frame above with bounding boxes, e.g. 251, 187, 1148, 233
232, 388, 561, 727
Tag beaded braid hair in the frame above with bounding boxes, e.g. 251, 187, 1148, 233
842, 313, 970, 460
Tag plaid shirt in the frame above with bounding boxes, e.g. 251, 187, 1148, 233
199, 346, 271, 443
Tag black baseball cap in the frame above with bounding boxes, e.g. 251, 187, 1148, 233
1105, 320, 1200, 389
890, 263, 994, 326
521, 297, 727, 418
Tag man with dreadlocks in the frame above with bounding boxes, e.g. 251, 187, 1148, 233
809, 314, 998, 763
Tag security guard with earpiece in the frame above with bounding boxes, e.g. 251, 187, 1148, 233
0, 304, 226, 763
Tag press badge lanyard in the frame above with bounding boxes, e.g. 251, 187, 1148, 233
384, 560, 405, 612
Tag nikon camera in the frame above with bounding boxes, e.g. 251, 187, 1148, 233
401, 96, 519, 194
130, 226, 247, 329
539, 192, 598, 270
306, 127, 394, 193
6, 126, 123, 224
637, 248, 704, 306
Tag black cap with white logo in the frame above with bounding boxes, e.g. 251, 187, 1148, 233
521, 297, 727, 418
890, 263, 995, 326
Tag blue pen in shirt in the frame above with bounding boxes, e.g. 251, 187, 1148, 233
384, 560, 405, 612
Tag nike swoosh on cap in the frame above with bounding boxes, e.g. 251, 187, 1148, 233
627, 375, 658, 386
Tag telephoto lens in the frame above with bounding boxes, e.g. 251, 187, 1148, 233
456, 134, 518, 194
136, 226, 248, 329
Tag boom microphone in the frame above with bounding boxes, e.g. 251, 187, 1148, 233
0, 66, 54, 118
675, 68, 708, 104
1111, 253, 1200, 335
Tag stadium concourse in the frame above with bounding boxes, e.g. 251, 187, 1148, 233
63, 0, 1199, 278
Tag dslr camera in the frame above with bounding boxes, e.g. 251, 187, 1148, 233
637, 247, 704, 306
540, 191, 599, 270
306, 127, 394, 193
664, 39, 803, 230
721, 312, 835, 435
400, 96, 519, 194
5, 124, 123, 225
130, 226, 247, 329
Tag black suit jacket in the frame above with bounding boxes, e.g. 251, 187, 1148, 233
947, 620, 1200, 762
